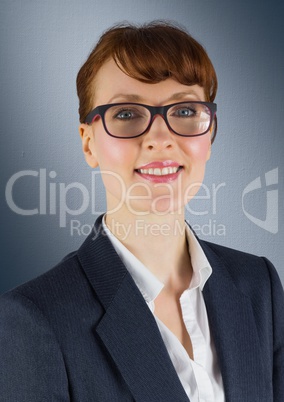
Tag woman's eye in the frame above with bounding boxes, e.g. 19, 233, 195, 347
174, 108, 195, 117
115, 109, 137, 120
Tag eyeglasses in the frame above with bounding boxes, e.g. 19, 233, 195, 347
85, 101, 217, 139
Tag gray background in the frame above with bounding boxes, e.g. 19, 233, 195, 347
1, 0, 283, 294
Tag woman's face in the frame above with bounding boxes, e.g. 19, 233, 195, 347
80, 59, 212, 217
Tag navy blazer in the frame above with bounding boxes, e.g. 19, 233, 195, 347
1, 215, 284, 402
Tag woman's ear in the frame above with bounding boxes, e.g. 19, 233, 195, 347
79, 124, 99, 168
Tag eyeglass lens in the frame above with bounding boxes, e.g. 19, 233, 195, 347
104, 103, 212, 138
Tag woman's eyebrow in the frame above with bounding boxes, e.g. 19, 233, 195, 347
107, 94, 143, 103
165, 92, 202, 102
107, 91, 202, 104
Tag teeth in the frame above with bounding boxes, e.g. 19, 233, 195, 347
138, 167, 180, 175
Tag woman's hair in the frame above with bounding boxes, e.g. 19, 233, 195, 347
77, 21, 218, 134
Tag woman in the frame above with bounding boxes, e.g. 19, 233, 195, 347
0, 21, 283, 402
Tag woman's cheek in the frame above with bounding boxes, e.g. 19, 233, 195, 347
96, 135, 128, 169
184, 135, 211, 162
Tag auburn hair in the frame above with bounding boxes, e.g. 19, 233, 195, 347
76, 21, 218, 133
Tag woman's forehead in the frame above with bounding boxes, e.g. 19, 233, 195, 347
93, 59, 206, 106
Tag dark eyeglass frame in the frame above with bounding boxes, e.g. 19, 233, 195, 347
85, 101, 217, 139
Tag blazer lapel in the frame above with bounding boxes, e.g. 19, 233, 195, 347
78, 216, 189, 402
200, 240, 266, 401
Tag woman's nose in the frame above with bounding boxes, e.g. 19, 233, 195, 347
142, 115, 174, 150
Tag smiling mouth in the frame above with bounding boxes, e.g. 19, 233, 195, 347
135, 166, 183, 176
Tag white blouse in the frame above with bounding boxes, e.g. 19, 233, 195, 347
103, 217, 225, 401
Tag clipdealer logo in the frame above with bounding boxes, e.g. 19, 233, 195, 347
5, 167, 280, 235
242, 168, 279, 234
4, 168, 227, 236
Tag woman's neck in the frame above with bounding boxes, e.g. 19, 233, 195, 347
105, 210, 192, 288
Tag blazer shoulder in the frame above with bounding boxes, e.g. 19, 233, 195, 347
0, 249, 90, 312
200, 239, 265, 264
199, 238, 282, 295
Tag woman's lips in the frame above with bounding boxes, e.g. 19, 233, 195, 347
136, 160, 180, 170
136, 166, 180, 176
135, 162, 183, 183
